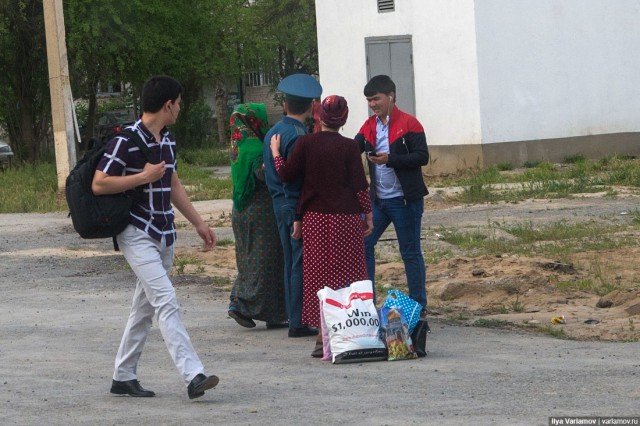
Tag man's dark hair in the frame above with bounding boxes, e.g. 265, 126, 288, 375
285, 95, 313, 115
364, 75, 396, 98
141, 75, 183, 113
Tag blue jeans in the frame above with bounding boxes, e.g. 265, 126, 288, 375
272, 198, 304, 329
365, 197, 427, 307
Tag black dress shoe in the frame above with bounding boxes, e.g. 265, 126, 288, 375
228, 310, 256, 328
266, 321, 289, 329
187, 373, 219, 400
288, 325, 319, 338
110, 379, 155, 397
311, 340, 324, 358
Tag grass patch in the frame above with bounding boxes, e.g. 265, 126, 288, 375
6, 153, 640, 213
496, 162, 513, 171
439, 228, 489, 250
0, 152, 231, 214
179, 163, 232, 201
179, 147, 229, 167
424, 247, 454, 264
563, 154, 586, 164
523, 160, 541, 168
216, 238, 235, 247
447, 311, 471, 321
0, 163, 67, 213
472, 318, 512, 328
508, 295, 526, 313
537, 325, 568, 338
442, 157, 640, 204
438, 218, 640, 259
553, 278, 617, 296
211, 276, 231, 290
495, 305, 510, 314
173, 254, 204, 275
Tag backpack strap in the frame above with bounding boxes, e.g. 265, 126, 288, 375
117, 129, 158, 164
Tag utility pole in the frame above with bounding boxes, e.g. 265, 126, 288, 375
43, 0, 76, 191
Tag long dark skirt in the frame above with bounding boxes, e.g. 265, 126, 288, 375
229, 182, 287, 323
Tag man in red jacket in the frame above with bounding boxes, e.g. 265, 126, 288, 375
354, 75, 430, 311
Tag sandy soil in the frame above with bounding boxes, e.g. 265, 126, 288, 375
176, 192, 640, 343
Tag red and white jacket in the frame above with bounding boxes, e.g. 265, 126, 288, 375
354, 105, 429, 202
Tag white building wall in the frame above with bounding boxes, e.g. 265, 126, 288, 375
475, 0, 640, 143
315, 0, 482, 146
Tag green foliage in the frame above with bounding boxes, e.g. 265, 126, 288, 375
97, 97, 132, 114
0, 0, 50, 162
254, 0, 319, 77
496, 162, 514, 171
173, 99, 214, 149
563, 153, 586, 164
4, 0, 319, 162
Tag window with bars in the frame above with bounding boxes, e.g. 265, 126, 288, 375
378, 0, 395, 13
243, 70, 277, 87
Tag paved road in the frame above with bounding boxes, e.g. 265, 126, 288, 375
1, 210, 639, 426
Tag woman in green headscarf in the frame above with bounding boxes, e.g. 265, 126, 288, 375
227, 103, 287, 329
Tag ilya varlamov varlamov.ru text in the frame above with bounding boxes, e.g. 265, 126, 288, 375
549, 417, 639, 426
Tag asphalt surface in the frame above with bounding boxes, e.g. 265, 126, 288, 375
1, 208, 639, 426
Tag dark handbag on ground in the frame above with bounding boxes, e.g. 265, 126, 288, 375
411, 318, 431, 357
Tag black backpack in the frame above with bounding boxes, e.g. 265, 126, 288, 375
65, 129, 154, 249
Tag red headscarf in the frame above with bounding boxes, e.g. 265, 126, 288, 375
320, 95, 348, 129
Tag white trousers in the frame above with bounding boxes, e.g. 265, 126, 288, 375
113, 225, 205, 385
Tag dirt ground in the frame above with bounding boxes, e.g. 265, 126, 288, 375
2, 191, 640, 424
176, 192, 640, 343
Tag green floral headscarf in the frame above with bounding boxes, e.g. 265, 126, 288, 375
229, 103, 270, 212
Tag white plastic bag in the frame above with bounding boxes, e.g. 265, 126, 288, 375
317, 280, 387, 364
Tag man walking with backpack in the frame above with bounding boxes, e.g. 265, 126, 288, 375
92, 75, 219, 400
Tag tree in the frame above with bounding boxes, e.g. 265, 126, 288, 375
65, 0, 255, 147
0, 0, 51, 162
253, 0, 318, 78
0, 0, 320, 161
65, 1, 132, 145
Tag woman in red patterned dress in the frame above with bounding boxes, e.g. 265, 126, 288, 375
270, 95, 374, 357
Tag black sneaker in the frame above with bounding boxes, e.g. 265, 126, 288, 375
187, 374, 219, 400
